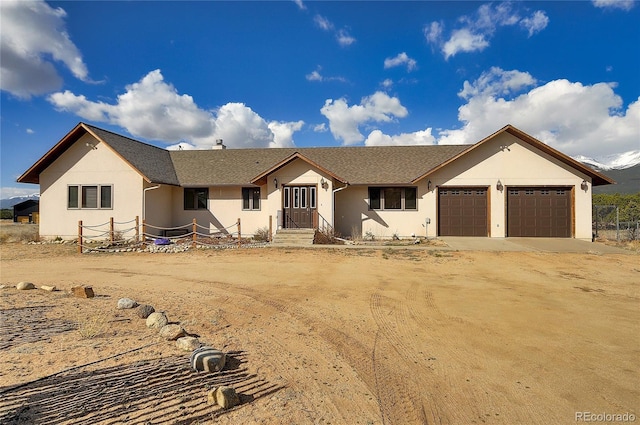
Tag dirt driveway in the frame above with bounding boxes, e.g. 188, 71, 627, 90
1, 243, 638, 424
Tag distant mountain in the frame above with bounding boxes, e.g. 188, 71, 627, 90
573, 150, 640, 171
0, 194, 40, 209
590, 164, 640, 194
572, 150, 640, 194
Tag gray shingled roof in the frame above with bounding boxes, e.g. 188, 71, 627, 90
168, 145, 470, 186
18, 122, 614, 188
85, 125, 180, 186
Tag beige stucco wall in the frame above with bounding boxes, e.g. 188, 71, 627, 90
168, 159, 335, 238
334, 183, 432, 239
335, 132, 593, 240
39, 134, 145, 240
426, 132, 593, 239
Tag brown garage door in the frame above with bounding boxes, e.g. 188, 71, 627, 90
507, 187, 572, 237
438, 188, 488, 236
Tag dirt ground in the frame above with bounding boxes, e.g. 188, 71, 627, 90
0, 241, 638, 425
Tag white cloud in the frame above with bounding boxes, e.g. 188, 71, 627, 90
313, 15, 355, 47
592, 0, 635, 11
313, 123, 328, 132
0, 0, 90, 99
320, 91, 408, 145
424, 21, 444, 45
314, 15, 333, 31
438, 70, 640, 158
458, 67, 537, 100
305, 66, 347, 83
336, 29, 356, 47
442, 29, 490, 60
306, 70, 323, 82
384, 52, 417, 71
520, 10, 550, 37
365, 128, 436, 146
426, 3, 549, 59
381, 79, 394, 89
48, 69, 304, 149
268, 120, 304, 148
26, 128, 35, 134
292, 0, 306, 11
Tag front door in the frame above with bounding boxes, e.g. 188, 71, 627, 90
283, 186, 317, 228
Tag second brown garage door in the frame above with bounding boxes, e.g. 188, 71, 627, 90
507, 187, 572, 237
438, 188, 488, 236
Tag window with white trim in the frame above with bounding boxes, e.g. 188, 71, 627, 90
68, 185, 112, 209
242, 187, 260, 210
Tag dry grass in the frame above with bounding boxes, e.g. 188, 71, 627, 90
0, 220, 39, 244
73, 310, 110, 339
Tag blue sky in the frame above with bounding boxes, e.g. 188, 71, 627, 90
1, 0, 639, 198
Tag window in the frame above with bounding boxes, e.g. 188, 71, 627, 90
310, 187, 317, 209
369, 187, 417, 211
184, 188, 208, 210
242, 187, 260, 210
68, 185, 112, 209
68, 186, 79, 208
284, 187, 290, 208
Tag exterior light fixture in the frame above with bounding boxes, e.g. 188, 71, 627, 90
85, 142, 97, 150
428, 180, 432, 191
497, 180, 503, 191
274, 178, 278, 188
581, 180, 588, 191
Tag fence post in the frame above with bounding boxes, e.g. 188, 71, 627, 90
135, 216, 139, 242
78, 220, 83, 254
269, 215, 273, 242
616, 207, 620, 242
142, 219, 147, 248
192, 218, 197, 249
237, 218, 241, 247
110, 217, 114, 243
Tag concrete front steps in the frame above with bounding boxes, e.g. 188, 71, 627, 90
271, 229, 315, 246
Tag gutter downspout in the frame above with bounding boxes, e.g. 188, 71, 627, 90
142, 185, 161, 222
332, 183, 349, 231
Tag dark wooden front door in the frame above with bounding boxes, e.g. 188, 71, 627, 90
283, 186, 317, 228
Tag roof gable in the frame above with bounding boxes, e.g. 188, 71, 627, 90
17, 123, 179, 186
411, 124, 615, 186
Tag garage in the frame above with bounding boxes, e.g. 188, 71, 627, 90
507, 187, 572, 237
438, 188, 488, 236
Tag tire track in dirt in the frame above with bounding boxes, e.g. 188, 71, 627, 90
401, 280, 548, 424
195, 281, 373, 423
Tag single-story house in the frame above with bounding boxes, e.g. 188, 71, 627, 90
17, 122, 614, 241
12, 199, 39, 224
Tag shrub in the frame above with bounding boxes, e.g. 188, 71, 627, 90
314, 228, 344, 245
253, 226, 270, 242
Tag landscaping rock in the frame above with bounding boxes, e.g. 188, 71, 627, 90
136, 304, 155, 319
215, 386, 240, 409
190, 346, 226, 373
41, 285, 56, 292
16, 282, 35, 290
71, 286, 95, 298
146, 312, 168, 329
159, 324, 185, 340
117, 298, 137, 309
176, 336, 200, 351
